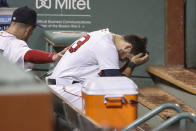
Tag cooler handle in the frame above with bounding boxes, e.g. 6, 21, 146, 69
104, 95, 126, 103
129, 100, 138, 104
104, 95, 125, 107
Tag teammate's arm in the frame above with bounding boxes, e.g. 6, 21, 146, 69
24, 47, 69, 64
24, 50, 54, 63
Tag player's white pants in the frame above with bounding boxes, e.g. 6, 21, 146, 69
49, 84, 82, 111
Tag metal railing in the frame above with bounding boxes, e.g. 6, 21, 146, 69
153, 112, 196, 131
122, 103, 185, 131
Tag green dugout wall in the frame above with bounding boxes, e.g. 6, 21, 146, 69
186, 0, 196, 68
3, 0, 165, 85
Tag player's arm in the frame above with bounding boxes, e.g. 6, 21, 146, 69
99, 53, 149, 77
24, 47, 69, 64
121, 53, 149, 77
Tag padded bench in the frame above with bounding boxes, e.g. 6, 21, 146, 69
44, 30, 87, 68
44, 30, 87, 51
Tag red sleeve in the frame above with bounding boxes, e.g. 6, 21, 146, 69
24, 50, 55, 64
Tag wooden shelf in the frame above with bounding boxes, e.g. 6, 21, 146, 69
146, 65, 196, 95
138, 86, 196, 119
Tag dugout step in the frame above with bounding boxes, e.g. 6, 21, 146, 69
146, 65, 196, 95
135, 123, 151, 131
138, 86, 196, 120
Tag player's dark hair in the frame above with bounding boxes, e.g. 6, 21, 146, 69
123, 34, 147, 55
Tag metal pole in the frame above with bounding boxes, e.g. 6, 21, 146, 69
121, 103, 184, 131
77, 113, 84, 131
153, 112, 196, 131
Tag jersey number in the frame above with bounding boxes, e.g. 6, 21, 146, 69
69, 34, 90, 53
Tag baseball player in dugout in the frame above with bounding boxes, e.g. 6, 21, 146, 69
0, 6, 68, 70
48, 28, 149, 110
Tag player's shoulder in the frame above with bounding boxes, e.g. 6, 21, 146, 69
89, 28, 112, 42
0, 31, 15, 38
9, 38, 28, 49
10, 37, 26, 44
0, 31, 25, 44
90, 28, 110, 36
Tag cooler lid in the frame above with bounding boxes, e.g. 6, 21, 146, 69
82, 77, 138, 95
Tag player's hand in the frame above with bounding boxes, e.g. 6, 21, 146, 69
130, 53, 149, 66
52, 46, 70, 62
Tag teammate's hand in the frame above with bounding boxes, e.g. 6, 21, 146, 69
52, 46, 70, 62
130, 53, 149, 66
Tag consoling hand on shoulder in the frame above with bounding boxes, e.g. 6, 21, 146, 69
52, 46, 70, 62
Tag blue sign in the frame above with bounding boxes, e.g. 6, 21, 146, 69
0, 15, 11, 24
0, 15, 11, 30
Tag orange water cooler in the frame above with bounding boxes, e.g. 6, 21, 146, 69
82, 77, 138, 129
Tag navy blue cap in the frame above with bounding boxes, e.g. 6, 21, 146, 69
11, 6, 42, 28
